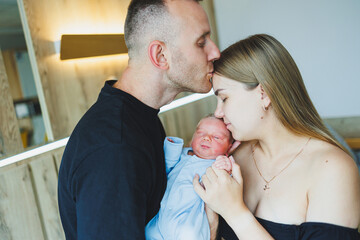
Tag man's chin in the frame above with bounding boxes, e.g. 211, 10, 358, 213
197, 81, 212, 93
183, 80, 211, 93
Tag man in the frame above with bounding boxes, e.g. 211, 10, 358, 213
58, 0, 220, 239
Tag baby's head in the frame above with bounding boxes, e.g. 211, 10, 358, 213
191, 115, 233, 159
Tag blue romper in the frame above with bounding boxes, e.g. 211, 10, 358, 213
145, 137, 215, 240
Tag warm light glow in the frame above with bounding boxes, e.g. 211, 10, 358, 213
54, 25, 125, 42
44, 2, 128, 42
58, 53, 128, 63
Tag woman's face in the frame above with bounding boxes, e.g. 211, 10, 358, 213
212, 74, 262, 141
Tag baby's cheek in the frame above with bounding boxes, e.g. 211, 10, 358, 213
215, 143, 230, 155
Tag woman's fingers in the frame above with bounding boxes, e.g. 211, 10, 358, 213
230, 155, 235, 164
205, 166, 218, 182
231, 160, 243, 184
193, 174, 206, 200
211, 163, 231, 178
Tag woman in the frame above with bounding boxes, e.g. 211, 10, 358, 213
193, 34, 360, 239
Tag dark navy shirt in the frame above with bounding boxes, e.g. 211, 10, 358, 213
58, 80, 166, 240
219, 216, 360, 240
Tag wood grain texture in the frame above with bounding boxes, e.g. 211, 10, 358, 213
19, 0, 130, 140
53, 147, 65, 172
0, 148, 67, 240
0, 50, 24, 156
0, 165, 44, 240
1, 50, 23, 101
29, 154, 65, 240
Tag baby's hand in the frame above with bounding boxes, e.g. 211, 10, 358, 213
212, 155, 235, 174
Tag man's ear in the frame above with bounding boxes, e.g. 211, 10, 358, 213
227, 140, 241, 155
257, 84, 271, 108
148, 40, 168, 70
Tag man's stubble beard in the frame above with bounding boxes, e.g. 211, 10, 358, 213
167, 49, 211, 93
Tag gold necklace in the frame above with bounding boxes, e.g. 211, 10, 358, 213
252, 137, 311, 191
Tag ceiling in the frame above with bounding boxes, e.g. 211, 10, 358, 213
0, 0, 27, 50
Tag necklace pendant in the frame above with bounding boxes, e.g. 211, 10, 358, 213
263, 183, 270, 191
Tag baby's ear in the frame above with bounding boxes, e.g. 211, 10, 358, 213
227, 140, 241, 155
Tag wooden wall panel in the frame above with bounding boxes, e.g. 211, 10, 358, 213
0, 148, 67, 240
1, 50, 23, 101
0, 165, 44, 240
0, 50, 23, 157
19, 0, 130, 140
53, 146, 65, 172
29, 154, 65, 240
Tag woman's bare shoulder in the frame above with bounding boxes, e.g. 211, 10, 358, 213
306, 139, 360, 228
307, 139, 358, 177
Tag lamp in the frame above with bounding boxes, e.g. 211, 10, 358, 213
59, 34, 128, 60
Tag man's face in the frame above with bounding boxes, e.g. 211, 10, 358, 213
166, 1, 220, 93
191, 117, 232, 159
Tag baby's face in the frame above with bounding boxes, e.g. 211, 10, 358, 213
191, 117, 232, 159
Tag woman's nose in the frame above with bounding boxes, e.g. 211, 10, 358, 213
214, 104, 224, 118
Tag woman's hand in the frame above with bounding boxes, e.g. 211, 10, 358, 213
195, 156, 274, 239
193, 156, 247, 219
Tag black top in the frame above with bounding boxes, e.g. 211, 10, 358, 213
219, 216, 360, 240
58, 80, 167, 240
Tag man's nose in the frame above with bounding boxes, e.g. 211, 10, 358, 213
207, 39, 220, 62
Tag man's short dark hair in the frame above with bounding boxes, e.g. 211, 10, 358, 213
124, 0, 202, 60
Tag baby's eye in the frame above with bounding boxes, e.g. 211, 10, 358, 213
213, 136, 221, 140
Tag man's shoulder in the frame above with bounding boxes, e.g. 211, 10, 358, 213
71, 96, 145, 144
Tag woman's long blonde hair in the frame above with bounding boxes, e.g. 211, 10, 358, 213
214, 34, 350, 155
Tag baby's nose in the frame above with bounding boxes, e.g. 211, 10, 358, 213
203, 135, 211, 141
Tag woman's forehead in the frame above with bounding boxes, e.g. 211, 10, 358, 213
212, 75, 239, 93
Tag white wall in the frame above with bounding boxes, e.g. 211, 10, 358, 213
213, 0, 360, 118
